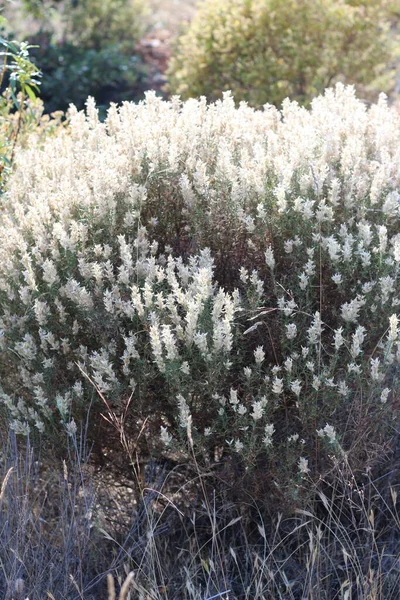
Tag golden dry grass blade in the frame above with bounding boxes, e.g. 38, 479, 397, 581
107, 573, 116, 600
119, 572, 134, 600
0, 466, 14, 503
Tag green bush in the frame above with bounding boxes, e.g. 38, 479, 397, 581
0, 86, 399, 508
21, 0, 146, 49
30, 34, 146, 113
168, 0, 396, 107
63, 0, 146, 50
16, 0, 147, 113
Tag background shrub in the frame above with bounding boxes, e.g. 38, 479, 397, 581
29, 33, 146, 114
168, 0, 397, 107
62, 0, 146, 50
0, 86, 399, 509
20, 0, 146, 49
7, 0, 147, 113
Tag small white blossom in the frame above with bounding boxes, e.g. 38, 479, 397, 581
263, 423, 275, 447
388, 314, 399, 342
380, 388, 390, 404
66, 419, 77, 436
298, 273, 309, 290
285, 323, 297, 340
42, 258, 59, 285
251, 400, 264, 421
272, 377, 284, 395
341, 296, 365, 323
333, 327, 345, 351
370, 357, 383, 382
332, 273, 342, 285
312, 376, 321, 391
254, 345, 265, 364
393, 237, 400, 262
317, 423, 337, 444
290, 380, 302, 397
298, 457, 310, 475
307, 311, 323, 345
161, 324, 178, 360
234, 439, 244, 452
380, 276, 395, 304
326, 236, 341, 261
239, 267, 248, 283
177, 394, 191, 428
350, 326, 366, 359
284, 239, 294, 253
362, 281, 375, 294
160, 426, 172, 446
180, 361, 190, 375
265, 245, 276, 270
284, 357, 293, 373
337, 380, 350, 397
230, 388, 239, 405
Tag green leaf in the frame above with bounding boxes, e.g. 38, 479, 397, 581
24, 83, 37, 102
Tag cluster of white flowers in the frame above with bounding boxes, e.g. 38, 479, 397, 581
0, 85, 399, 478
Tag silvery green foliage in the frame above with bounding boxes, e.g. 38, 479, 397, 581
0, 85, 399, 483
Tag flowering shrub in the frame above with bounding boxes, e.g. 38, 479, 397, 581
167, 0, 395, 107
0, 85, 399, 501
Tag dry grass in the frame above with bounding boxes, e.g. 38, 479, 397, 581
2, 427, 399, 600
